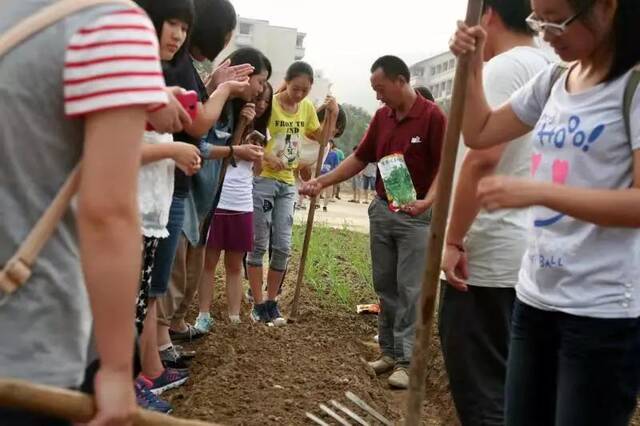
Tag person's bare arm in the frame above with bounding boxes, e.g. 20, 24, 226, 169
300, 154, 366, 196
447, 145, 506, 243
77, 107, 146, 425
477, 151, 640, 228
451, 22, 531, 149
441, 146, 506, 290
183, 80, 249, 139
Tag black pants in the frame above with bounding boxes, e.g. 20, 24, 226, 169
438, 282, 515, 426
505, 299, 640, 426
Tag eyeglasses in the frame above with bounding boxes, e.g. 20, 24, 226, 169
525, 9, 584, 36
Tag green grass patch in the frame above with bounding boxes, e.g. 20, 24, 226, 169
291, 224, 376, 309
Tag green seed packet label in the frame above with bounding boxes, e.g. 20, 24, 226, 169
378, 153, 416, 209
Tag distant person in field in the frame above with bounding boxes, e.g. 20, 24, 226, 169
349, 146, 363, 203
300, 55, 446, 389
415, 85, 435, 102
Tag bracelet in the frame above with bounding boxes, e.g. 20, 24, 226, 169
228, 145, 237, 168
446, 242, 465, 253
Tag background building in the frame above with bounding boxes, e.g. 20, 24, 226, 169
216, 16, 332, 106
410, 51, 456, 113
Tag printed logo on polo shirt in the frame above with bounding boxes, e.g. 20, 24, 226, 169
410, 136, 422, 144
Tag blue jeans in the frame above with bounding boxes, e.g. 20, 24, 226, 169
505, 299, 640, 426
149, 196, 186, 297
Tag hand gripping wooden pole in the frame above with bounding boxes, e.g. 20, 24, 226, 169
404, 1, 484, 424
288, 107, 338, 321
0, 379, 221, 426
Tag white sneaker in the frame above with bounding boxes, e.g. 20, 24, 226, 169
388, 367, 409, 389
229, 314, 241, 325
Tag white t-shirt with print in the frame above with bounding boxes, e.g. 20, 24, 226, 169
217, 159, 254, 212
510, 65, 640, 318
465, 46, 555, 288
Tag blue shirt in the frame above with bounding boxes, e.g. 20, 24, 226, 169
321, 150, 339, 175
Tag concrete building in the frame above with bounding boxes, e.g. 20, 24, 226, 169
410, 51, 456, 113
217, 16, 331, 106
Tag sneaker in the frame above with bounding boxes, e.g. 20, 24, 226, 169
368, 355, 395, 375
194, 315, 215, 333
146, 368, 189, 395
250, 303, 271, 323
373, 334, 379, 343
229, 314, 242, 325
169, 324, 206, 342
388, 366, 409, 389
159, 346, 191, 370
174, 345, 196, 360
322, 206, 327, 212
135, 378, 172, 414
265, 300, 287, 327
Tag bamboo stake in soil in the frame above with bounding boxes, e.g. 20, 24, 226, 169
404, 1, 484, 424
0, 379, 220, 426
289, 102, 337, 321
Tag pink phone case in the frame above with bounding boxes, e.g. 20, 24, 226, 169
176, 90, 198, 120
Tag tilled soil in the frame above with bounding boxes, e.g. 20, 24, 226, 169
166, 272, 458, 425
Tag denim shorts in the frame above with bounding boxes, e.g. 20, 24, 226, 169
149, 196, 186, 297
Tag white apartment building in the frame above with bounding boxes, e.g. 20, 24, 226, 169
217, 16, 331, 106
410, 51, 456, 113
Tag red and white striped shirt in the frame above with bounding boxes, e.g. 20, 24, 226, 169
64, 7, 167, 117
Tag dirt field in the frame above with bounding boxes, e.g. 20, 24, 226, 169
165, 200, 640, 425
165, 259, 458, 425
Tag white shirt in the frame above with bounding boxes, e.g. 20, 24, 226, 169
138, 131, 175, 238
510, 65, 640, 318
465, 46, 555, 288
217, 159, 254, 212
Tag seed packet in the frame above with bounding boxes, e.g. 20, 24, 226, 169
377, 153, 416, 211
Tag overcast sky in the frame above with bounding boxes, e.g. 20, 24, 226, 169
230, 0, 468, 114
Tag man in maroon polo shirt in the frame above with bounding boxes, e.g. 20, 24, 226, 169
301, 55, 446, 389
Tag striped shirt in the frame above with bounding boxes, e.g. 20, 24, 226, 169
64, 7, 167, 116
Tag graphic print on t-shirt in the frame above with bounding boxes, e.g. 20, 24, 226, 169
528, 111, 607, 269
271, 119, 305, 169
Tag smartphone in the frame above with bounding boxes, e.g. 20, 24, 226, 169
145, 90, 199, 131
176, 90, 199, 120
245, 129, 266, 146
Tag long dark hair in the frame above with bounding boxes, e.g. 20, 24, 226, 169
570, 0, 640, 81
222, 48, 271, 130
135, 0, 195, 64
190, 0, 237, 61
254, 81, 273, 137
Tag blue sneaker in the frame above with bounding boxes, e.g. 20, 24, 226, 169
194, 315, 214, 333
265, 300, 287, 327
135, 378, 172, 414
250, 303, 271, 324
146, 368, 189, 395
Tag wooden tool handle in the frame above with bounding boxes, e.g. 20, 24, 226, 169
289, 106, 338, 319
403, 1, 485, 425
0, 379, 220, 426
